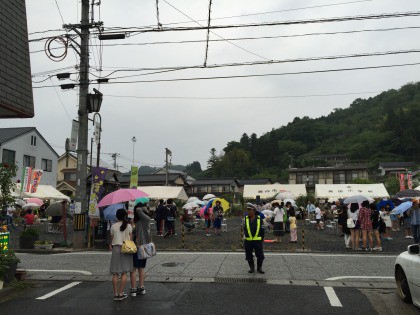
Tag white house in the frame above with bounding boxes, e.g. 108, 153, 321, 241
0, 127, 58, 186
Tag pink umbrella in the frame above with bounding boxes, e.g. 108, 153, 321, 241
97, 189, 149, 208
25, 198, 44, 206
199, 206, 212, 217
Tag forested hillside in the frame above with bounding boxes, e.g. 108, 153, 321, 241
189, 82, 420, 181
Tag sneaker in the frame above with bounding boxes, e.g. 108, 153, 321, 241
137, 286, 146, 295
373, 246, 382, 251
115, 293, 127, 301
130, 287, 137, 297
409, 236, 414, 239
387, 237, 393, 241
405, 236, 411, 239
206, 234, 211, 237
355, 248, 362, 251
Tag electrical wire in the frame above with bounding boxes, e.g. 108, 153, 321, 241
104, 91, 380, 100
49, 78, 73, 121
32, 61, 420, 88
55, 0, 65, 24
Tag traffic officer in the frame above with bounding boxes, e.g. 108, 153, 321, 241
243, 203, 265, 274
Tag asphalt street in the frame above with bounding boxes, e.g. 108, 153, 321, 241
2, 252, 420, 314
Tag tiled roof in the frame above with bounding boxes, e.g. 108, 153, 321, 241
379, 162, 415, 168
239, 178, 273, 185
191, 178, 238, 186
0, 127, 35, 145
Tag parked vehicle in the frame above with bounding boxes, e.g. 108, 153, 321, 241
395, 244, 420, 308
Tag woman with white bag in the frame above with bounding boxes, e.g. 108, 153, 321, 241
347, 203, 360, 250
129, 202, 151, 297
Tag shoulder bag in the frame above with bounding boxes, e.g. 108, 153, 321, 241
137, 242, 156, 259
122, 240, 137, 254
346, 218, 355, 229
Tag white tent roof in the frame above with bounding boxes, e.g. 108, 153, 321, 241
243, 184, 307, 199
16, 184, 70, 201
137, 186, 188, 201
416, 186, 420, 191
315, 184, 389, 199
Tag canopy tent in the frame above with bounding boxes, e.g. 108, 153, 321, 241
416, 186, 420, 191
242, 184, 307, 199
137, 186, 188, 201
16, 183, 71, 202
315, 184, 389, 200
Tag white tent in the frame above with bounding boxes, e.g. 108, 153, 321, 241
17, 183, 71, 201
137, 186, 188, 201
315, 184, 389, 199
243, 184, 307, 199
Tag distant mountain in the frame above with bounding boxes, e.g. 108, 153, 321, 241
203, 82, 420, 181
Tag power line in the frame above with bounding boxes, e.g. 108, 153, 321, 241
86, 48, 420, 80
95, 11, 420, 36
32, 61, 420, 88
104, 91, 380, 100
54, 0, 65, 24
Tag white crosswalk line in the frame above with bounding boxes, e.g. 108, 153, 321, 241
36, 282, 82, 300
324, 286, 342, 307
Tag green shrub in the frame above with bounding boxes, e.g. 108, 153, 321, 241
19, 227, 39, 238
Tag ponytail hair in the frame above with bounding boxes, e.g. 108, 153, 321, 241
116, 208, 128, 232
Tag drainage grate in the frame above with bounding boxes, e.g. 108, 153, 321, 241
215, 277, 266, 284
161, 262, 179, 267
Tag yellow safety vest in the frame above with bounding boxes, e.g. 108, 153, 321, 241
245, 216, 262, 241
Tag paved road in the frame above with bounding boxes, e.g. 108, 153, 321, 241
17, 251, 397, 286
4, 252, 420, 314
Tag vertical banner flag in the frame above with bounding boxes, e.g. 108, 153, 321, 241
21, 167, 32, 192
407, 172, 412, 189
127, 200, 135, 219
88, 167, 107, 217
399, 173, 406, 191
130, 166, 138, 189
69, 119, 79, 151
30, 169, 43, 193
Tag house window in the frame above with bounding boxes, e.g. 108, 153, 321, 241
197, 186, 207, 193
31, 135, 37, 146
64, 173, 77, 181
2, 149, 15, 165
41, 159, 52, 172
23, 155, 36, 168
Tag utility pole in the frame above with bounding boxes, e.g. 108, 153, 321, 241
64, 0, 100, 248
165, 148, 172, 186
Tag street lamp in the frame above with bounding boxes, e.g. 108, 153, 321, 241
131, 136, 137, 166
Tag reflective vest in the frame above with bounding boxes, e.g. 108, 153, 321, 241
245, 216, 262, 241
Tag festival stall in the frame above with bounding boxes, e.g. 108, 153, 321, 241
242, 184, 307, 199
314, 184, 389, 200
137, 186, 188, 201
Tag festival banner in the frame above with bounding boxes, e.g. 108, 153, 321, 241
407, 172, 412, 189
30, 169, 43, 193
130, 166, 138, 189
399, 173, 406, 191
127, 200, 135, 219
88, 167, 107, 217
21, 167, 32, 192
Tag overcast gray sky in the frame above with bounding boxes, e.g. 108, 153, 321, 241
4, 0, 420, 172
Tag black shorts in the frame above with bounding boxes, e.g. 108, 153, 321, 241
133, 254, 147, 268
316, 219, 320, 224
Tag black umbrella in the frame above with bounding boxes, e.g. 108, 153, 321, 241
394, 189, 420, 198
45, 202, 73, 218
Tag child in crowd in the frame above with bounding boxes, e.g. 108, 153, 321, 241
380, 206, 393, 240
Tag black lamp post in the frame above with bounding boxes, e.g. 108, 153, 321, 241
87, 89, 103, 167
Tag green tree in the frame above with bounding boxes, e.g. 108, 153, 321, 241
0, 162, 18, 209
185, 161, 202, 177
384, 177, 400, 196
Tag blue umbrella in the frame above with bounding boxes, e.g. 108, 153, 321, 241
391, 201, 412, 216
103, 203, 125, 221
376, 200, 395, 210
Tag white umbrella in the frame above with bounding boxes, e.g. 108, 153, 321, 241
275, 191, 295, 200
261, 210, 274, 217
182, 202, 199, 210
186, 197, 200, 203
22, 203, 41, 209
202, 194, 216, 201
343, 195, 374, 204
15, 199, 26, 206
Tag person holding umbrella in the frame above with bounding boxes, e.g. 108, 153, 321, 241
408, 200, 420, 244
243, 203, 265, 274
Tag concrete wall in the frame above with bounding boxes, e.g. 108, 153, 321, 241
0, 0, 34, 118
0, 131, 58, 185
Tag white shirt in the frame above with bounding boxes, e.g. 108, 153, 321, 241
6, 206, 15, 216
110, 221, 132, 246
315, 207, 322, 220
273, 207, 284, 222
347, 209, 359, 221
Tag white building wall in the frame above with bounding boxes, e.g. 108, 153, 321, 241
0, 130, 58, 186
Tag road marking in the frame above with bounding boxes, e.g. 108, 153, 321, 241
28, 269, 92, 275
324, 287, 342, 307
36, 281, 81, 300
325, 276, 394, 281
48, 252, 398, 258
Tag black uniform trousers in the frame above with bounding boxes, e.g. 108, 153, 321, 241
244, 240, 264, 261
